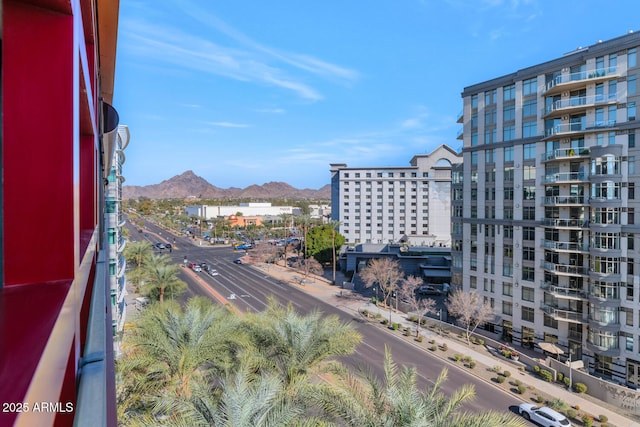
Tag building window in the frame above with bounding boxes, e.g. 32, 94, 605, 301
523, 206, 536, 220
630, 48, 637, 68
629, 74, 637, 96
629, 102, 637, 121
504, 225, 513, 238
503, 281, 513, 296
521, 306, 535, 322
504, 207, 513, 220
470, 276, 477, 289
471, 94, 478, 109
503, 301, 513, 315
630, 183, 635, 200
544, 314, 558, 329
471, 152, 478, 165
504, 146, 514, 162
523, 226, 535, 240
504, 187, 514, 200
503, 125, 515, 141
523, 77, 537, 96
522, 247, 535, 261
522, 266, 535, 282
503, 263, 513, 277
523, 143, 536, 159
504, 84, 515, 101
523, 99, 537, 117
522, 286, 535, 302
503, 105, 515, 122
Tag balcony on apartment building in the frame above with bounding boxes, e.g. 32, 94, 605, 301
541, 239, 590, 253
542, 195, 590, 206
542, 218, 590, 228
541, 260, 590, 276
543, 67, 619, 95
541, 303, 584, 323
542, 93, 619, 118
541, 147, 591, 161
540, 281, 587, 300
542, 172, 590, 184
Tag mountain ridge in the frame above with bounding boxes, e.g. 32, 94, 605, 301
123, 170, 331, 200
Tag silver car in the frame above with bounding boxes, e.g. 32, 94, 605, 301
518, 403, 571, 427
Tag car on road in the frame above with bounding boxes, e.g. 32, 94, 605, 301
193, 265, 202, 272
417, 285, 441, 295
518, 403, 571, 426
155, 242, 166, 250
208, 269, 219, 276
233, 258, 244, 264
234, 243, 253, 250
165, 243, 172, 250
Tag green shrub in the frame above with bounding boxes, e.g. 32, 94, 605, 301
563, 377, 570, 387
415, 336, 423, 343
599, 415, 608, 423
374, 313, 382, 319
441, 343, 448, 351
503, 370, 511, 378
556, 372, 563, 382
582, 414, 594, 427
517, 384, 526, 394
428, 339, 435, 344
514, 379, 522, 386
454, 354, 462, 362
477, 338, 485, 345
463, 355, 472, 363
566, 409, 576, 419
468, 360, 476, 369
539, 370, 553, 382
547, 398, 568, 411
496, 375, 506, 383
574, 382, 587, 393
381, 319, 389, 325
533, 365, 541, 374
574, 405, 580, 411
429, 345, 437, 351
492, 365, 502, 373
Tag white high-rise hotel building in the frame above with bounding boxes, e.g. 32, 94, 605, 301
331, 145, 461, 246
452, 31, 640, 385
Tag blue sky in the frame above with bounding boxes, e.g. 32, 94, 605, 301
114, 0, 639, 190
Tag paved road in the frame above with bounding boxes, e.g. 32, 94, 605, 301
132, 222, 526, 419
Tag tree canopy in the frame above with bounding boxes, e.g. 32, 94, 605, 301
306, 224, 346, 264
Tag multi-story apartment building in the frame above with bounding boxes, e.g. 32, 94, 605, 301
330, 145, 461, 246
453, 31, 640, 386
108, 125, 131, 356
0, 0, 122, 425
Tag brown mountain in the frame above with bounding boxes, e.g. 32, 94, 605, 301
123, 170, 331, 200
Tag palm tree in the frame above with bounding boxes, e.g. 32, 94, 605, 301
312, 347, 526, 427
117, 298, 246, 423
141, 254, 186, 303
124, 240, 153, 269
244, 298, 361, 386
124, 241, 153, 291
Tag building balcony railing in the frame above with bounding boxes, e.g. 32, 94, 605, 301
541, 218, 589, 228
541, 261, 589, 276
568, 329, 583, 341
588, 317, 621, 332
585, 341, 621, 357
541, 147, 590, 161
542, 172, 589, 184
542, 93, 618, 117
543, 67, 618, 93
540, 281, 587, 300
541, 303, 584, 323
541, 195, 589, 206
541, 239, 589, 252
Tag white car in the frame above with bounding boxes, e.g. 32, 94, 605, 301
518, 403, 571, 427
193, 265, 202, 273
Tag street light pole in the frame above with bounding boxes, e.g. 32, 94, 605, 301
568, 349, 573, 391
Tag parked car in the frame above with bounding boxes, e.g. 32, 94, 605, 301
417, 285, 441, 295
518, 403, 571, 427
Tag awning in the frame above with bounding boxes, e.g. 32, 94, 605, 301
538, 342, 564, 355
421, 270, 452, 278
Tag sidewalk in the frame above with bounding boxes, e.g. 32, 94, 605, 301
258, 262, 640, 427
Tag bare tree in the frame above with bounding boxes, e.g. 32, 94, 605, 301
446, 290, 495, 345
360, 258, 403, 319
399, 275, 436, 339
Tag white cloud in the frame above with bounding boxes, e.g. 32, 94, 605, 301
207, 121, 251, 128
